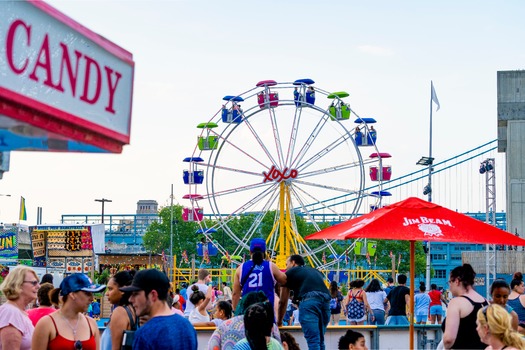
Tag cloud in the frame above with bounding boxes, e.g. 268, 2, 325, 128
357, 45, 394, 57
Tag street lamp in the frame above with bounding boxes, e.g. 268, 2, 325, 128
417, 156, 435, 290
94, 198, 112, 223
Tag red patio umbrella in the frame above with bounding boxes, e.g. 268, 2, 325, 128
305, 197, 525, 350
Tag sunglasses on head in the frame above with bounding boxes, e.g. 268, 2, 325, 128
482, 305, 489, 320
74, 340, 82, 350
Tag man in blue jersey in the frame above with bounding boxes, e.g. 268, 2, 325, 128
232, 238, 286, 313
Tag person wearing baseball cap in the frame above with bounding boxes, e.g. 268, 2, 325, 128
232, 238, 286, 315
120, 269, 197, 350
32, 273, 105, 350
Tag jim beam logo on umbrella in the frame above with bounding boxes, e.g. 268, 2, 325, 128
402, 216, 453, 237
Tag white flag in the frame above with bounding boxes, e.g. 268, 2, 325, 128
431, 81, 440, 111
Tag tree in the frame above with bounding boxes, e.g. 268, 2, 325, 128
371, 240, 427, 275
142, 205, 199, 258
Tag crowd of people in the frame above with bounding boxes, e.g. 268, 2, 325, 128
3, 255, 525, 349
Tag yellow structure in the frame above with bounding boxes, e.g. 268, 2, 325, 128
169, 265, 394, 289
266, 182, 314, 269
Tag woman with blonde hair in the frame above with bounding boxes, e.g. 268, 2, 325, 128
0, 266, 39, 350
476, 304, 525, 350
32, 273, 105, 350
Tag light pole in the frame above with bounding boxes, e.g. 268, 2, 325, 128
417, 156, 434, 290
94, 198, 112, 223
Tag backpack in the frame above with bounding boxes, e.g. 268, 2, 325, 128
329, 297, 338, 310
330, 292, 342, 310
346, 290, 365, 320
121, 306, 139, 350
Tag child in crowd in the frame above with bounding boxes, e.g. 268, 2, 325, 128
490, 279, 519, 331
414, 282, 431, 324
290, 304, 300, 325
192, 300, 232, 327
279, 331, 301, 350
233, 302, 283, 350
338, 329, 368, 350
189, 284, 214, 325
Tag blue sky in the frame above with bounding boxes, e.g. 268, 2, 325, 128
1, 0, 523, 225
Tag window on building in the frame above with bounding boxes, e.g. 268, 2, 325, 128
434, 269, 447, 278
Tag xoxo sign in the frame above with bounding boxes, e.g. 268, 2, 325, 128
263, 165, 298, 183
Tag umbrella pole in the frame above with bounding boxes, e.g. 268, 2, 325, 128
410, 240, 415, 350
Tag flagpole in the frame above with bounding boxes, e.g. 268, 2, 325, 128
425, 82, 433, 291
17, 197, 21, 262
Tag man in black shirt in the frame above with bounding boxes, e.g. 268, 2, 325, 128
385, 274, 410, 325
278, 255, 331, 350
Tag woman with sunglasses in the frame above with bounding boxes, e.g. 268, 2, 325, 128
442, 264, 488, 350
476, 304, 525, 350
0, 266, 39, 350
32, 273, 106, 350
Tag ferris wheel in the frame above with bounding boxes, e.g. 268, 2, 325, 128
182, 79, 392, 269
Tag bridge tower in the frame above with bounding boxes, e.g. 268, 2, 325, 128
497, 70, 525, 250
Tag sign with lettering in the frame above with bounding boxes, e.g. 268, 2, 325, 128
0, 229, 18, 258
29, 225, 96, 267
262, 165, 299, 183
0, 1, 134, 153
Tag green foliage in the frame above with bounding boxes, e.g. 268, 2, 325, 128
341, 283, 348, 296
371, 240, 427, 275
143, 205, 199, 257
96, 267, 110, 285
141, 206, 427, 275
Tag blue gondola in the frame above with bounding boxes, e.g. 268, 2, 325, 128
183, 157, 204, 184
354, 118, 378, 146
293, 79, 316, 106
222, 96, 244, 123
197, 242, 218, 257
